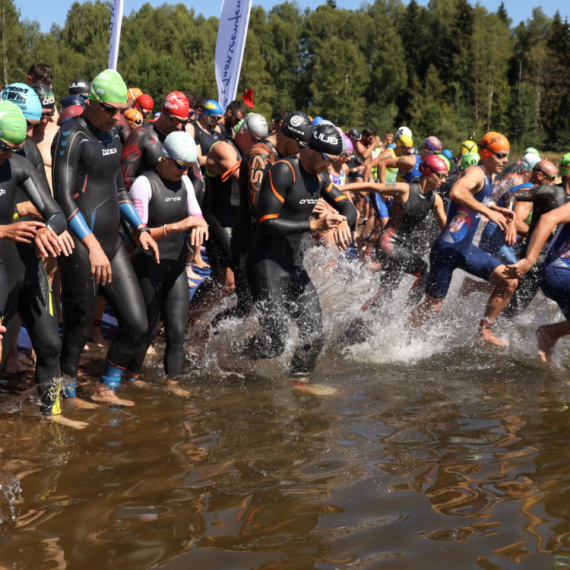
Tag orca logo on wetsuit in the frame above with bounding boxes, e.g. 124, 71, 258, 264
299, 199, 318, 204
165, 197, 181, 202
102, 148, 118, 156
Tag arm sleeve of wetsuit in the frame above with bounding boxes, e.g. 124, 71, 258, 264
117, 167, 145, 227
26, 141, 50, 189
121, 128, 147, 190
20, 159, 67, 234
258, 161, 311, 235
182, 175, 203, 217
128, 176, 153, 226
320, 174, 358, 231
52, 122, 92, 240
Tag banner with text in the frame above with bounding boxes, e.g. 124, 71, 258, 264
108, 0, 124, 70
215, 0, 252, 111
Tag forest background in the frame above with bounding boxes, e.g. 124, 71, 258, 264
5, 0, 570, 153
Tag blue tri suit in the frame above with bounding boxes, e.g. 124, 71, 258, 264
425, 165, 502, 299
540, 223, 570, 320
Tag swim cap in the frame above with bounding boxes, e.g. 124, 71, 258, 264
163, 92, 189, 120
479, 131, 510, 159
419, 154, 449, 176
442, 149, 453, 159
312, 116, 323, 126
60, 94, 85, 109
127, 87, 143, 102
347, 128, 362, 141
1, 83, 42, 121
424, 136, 442, 153
239, 113, 268, 140
163, 131, 198, 164
30, 83, 55, 110
396, 126, 412, 141
342, 135, 354, 154
461, 151, 480, 169
438, 154, 451, 170
521, 152, 541, 170
387, 143, 396, 149
57, 104, 83, 126
309, 122, 343, 155
460, 140, 478, 154
89, 70, 127, 104
69, 78, 90, 96
203, 99, 223, 117
396, 134, 413, 148
560, 153, 570, 177
280, 111, 314, 147
525, 147, 540, 156
0, 100, 27, 144
124, 108, 143, 129
135, 94, 154, 114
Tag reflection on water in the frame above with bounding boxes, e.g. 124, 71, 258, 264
2, 248, 570, 569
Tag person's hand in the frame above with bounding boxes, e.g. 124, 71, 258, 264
17, 201, 43, 219
171, 216, 208, 234
503, 259, 532, 279
333, 221, 352, 250
139, 231, 160, 264
56, 230, 75, 256
188, 224, 209, 248
310, 212, 345, 232
485, 209, 510, 231
0, 220, 44, 243
34, 227, 63, 258
311, 201, 328, 219
504, 221, 517, 248
87, 242, 112, 284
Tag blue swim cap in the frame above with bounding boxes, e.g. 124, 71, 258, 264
203, 99, 223, 117
312, 116, 324, 126
1, 83, 42, 121
387, 143, 396, 149
442, 149, 453, 159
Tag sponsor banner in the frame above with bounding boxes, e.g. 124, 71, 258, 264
108, 0, 124, 70
215, 0, 253, 111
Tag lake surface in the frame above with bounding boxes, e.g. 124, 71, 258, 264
1, 249, 570, 570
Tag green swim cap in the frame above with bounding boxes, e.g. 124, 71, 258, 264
88, 69, 127, 104
461, 151, 480, 169
0, 100, 27, 144
560, 153, 570, 177
437, 154, 451, 171
525, 147, 540, 156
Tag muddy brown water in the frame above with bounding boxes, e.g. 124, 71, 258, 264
1, 254, 570, 570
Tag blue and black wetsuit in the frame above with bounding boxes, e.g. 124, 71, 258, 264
0, 153, 67, 416
397, 154, 421, 183
245, 156, 357, 377
425, 165, 501, 299
540, 222, 570, 319
52, 115, 149, 393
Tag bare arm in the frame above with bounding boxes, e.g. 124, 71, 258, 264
432, 193, 447, 230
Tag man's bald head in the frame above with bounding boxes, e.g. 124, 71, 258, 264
533, 159, 558, 184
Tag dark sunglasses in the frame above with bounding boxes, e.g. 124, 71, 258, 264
188, 109, 196, 118
0, 140, 14, 152
26, 120, 36, 130
165, 109, 189, 126
133, 119, 143, 126
321, 152, 336, 163
533, 166, 556, 181
99, 100, 119, 115
43, 110, 55, 117
426, 164, 447, 179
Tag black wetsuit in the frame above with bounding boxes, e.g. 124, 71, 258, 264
0, 153, 67, 415
372, 183, 437, 305
502, 184, 569, 319
115, 113, 131, 147
210, 139, 280, 328
194, 123, 221, 165
217, 122, 233, 141
246, 156, 357, 377
192, 140, 241, 306
52, 116, 149, 390
127, 170, 193, 378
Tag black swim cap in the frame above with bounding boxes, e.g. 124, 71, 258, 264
69, 78, 90, 96
280, 111, 314, 147
309, 122, 343, 155
347, 128, 362, 141
61, 94, 85, 109
30, 83, 55, 110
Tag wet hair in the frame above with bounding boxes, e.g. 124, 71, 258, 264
362, 126, 377, 138
226, 100, 247, 117
182, 90, 200, 109
27, 62, 53, 86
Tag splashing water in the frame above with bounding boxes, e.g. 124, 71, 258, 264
0, 470, 23, 524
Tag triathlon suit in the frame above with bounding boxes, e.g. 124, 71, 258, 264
191, 140, 241, 306
210, 139, 280, 329
539, 222, 570, 319
397, 155, 421, 183
246, 156, 357, 377
367, 183, 437, 306
52, 115, 149, 392
425, 165, 501, 299
115, 113, 132, 147
217, 122, 233, 141
501, 184, 569, 319
385, 148, 398, 183
127, 170, 203, 377
0, 154, 67, 416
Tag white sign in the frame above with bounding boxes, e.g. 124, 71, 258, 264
108, 0, 124, 70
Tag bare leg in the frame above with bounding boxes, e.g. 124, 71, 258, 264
459, 276, 494, 298
92, 385, 135, 406
89, 296, 110, 347
64, 397, 99, 409
410, 295, 444, 327
5, 318, 25, 374
536, 321, 570, 369
193, 247, 209, 269
46, 415, 89, 430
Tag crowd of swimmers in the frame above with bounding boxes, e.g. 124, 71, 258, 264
2, 61, 570, 429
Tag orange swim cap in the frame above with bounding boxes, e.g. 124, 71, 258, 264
124, 108, 143, 129
479, 131, 510, 159
127, 87, 143, 103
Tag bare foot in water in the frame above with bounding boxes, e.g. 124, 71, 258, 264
64, 397, 100, 410
89, 325, 110, 348
480, 327, 508, 346
290, 378, 338, 395
165, 380, 191, 397
92, 386, 135, 406
127, 379, 148, 388
46, 415, 89, 430
537, 325, 558, 369
5, 351, 26, 374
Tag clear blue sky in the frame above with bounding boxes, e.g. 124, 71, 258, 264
17, 0, 570, 34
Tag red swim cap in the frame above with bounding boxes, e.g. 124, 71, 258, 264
135, 94, 154, 114
419, 154, 449, 176
163, 91, 189, 120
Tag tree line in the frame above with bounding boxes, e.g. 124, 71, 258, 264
6, 0, 570, 152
